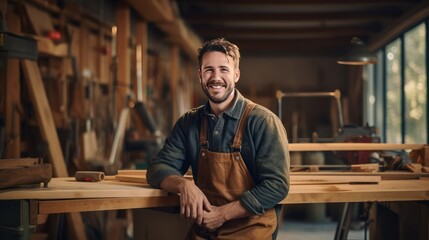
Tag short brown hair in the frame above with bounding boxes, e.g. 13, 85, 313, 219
197, 38, 241, 69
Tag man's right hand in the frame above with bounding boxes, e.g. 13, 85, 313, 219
159, 175, 212, 225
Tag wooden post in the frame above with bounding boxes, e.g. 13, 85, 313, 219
423, 145, 429, 167
135, 20, 148, 103
170, 46, 180, 123
116, 2, 131, 116
3, 12, 21, 158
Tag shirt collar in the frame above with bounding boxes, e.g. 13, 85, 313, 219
203, 89, 246, 120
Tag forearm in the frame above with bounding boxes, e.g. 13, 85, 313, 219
222, 200, 252, 221
202, 200, 252, 231
159, 175, 189, 194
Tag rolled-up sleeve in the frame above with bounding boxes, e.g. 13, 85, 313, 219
239, 110, 290, 215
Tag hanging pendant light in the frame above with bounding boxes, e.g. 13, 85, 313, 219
337, 37, 377, 65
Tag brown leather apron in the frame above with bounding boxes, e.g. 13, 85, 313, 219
187, 102, 277, 240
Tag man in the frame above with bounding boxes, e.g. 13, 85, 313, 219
147, 38, 290, 239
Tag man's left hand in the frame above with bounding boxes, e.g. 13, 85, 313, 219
201, 205, 226, 231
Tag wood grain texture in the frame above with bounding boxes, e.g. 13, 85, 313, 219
289, 143, 425, 151
0, 178, 166, 200
1, 178, 429, 207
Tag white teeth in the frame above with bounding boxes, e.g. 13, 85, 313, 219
211, 85, 222, 89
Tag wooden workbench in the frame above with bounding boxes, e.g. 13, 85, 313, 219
0, 177, 428, 214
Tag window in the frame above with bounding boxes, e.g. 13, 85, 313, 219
366, 22, 428, 144
404, 24, 427, 143
385, 39, 402, 143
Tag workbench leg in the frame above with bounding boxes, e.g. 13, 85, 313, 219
334, 202, 354, 240
0, 200, 36, 239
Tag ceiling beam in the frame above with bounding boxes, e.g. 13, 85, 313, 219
194, 25, 379, 39
228, 38, 351, 56
177, 0, 418, 5
183, 11, 401, 23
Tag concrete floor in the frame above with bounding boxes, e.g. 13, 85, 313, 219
277, 220, 368, 240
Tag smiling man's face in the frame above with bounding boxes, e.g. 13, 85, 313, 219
199, 51, 240, 104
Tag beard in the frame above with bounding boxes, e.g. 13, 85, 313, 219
201, 79, 235, 104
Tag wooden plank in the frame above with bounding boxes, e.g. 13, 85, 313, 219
116, 171, 379, 184
21, 60, 68, 177
117, 169, 147, 175
289, 143, 425, 151
291, 163, 379, 172
23, 3, 55, 36
290, 175, 380, 184
291, 171, 429, 180
21, 60, 87, 240
33, 36, 68, 57
0, 178, 167, 200
116, 175, 147, 184
0, 158, 40, 167
1, 178, 429, 209
39, 196, 180, 214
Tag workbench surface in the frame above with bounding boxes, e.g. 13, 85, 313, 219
1, 177, 428, 214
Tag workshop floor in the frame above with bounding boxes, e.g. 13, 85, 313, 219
277, 220, 368, 240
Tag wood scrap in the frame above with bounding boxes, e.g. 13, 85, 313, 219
116, 169, 193, 184
116, 175, 147, 184
404, 163, 422, 173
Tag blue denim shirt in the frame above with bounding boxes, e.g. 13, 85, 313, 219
147, 90, 290, 215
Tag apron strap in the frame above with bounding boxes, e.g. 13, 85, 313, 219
231, 101, 256, 151
199, 101, 256, 151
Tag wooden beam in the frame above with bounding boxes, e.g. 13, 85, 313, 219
184, 11, 401, 24
369, 2, 429, 50
177, 0, 417, 5
194, 25, 379, 40
125, 0, 174, 22
158, 19, 202, 60
21, 60, 67, 177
